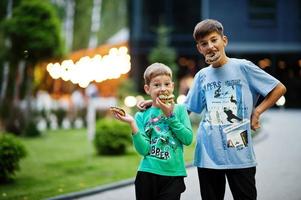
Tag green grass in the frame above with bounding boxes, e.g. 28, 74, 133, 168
0, 128, 196, 200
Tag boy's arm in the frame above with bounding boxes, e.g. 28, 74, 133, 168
166, 106, 193, 146
155, 99, 193, 146
167, 117, 193, 146
112, 111, 150, 156
132, 114, 151, 156
251, 82, 286, 130
132, 132, 151, 156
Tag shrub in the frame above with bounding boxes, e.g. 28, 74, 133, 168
4, 108, 26, 136
24, 120, 41, 137
94, 118, 132, 155
52, 108, 67, 128
0, 133, 27, 183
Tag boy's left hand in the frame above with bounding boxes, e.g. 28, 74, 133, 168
251, 111, 260, 131
156, 97, 174, 117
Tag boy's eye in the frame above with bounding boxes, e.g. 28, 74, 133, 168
151, 82, 171, 88
200, 42, 207, 47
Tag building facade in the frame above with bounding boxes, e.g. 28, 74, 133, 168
128, 0, 301, 107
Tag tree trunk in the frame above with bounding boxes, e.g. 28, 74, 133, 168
0, 60, 24, 134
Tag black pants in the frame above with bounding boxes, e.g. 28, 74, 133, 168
197, 167, 257, 200
135, 171, 186, 200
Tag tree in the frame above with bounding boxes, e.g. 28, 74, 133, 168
148, 25, 178, 94
1, 0, 64, 134
4, 0, 64, 63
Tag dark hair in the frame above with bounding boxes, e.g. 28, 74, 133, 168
193, 19, 224, 41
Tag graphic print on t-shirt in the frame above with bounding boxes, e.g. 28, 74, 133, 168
223, 119, 249, 150
205, 79, 249, 150
145, 114, 177, 159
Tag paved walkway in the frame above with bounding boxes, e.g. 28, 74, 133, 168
49, 109, 301, 200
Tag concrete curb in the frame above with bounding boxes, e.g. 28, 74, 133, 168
46, 178, 135, 200
46, 163, 194, 200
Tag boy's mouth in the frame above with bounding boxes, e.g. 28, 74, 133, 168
158, 91, 175, 105
205, 52, 221, 64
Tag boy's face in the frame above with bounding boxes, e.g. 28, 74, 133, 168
196, 31, 228, 67
144, 75, 174, 105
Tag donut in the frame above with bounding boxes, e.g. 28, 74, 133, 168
109, 107, 126, 116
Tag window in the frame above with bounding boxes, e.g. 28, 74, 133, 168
299, 0, 301, 24
141, 0, 165, 35
171, 0, 200, 35
248, 0, 277, 26
141, 0, 200, 36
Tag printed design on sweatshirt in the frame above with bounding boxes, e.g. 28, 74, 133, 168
204, 79, 249, 150
144, 114, 177, 160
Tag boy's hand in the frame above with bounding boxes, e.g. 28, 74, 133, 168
251, 110, 260, 131
137, 99, 153, 111
156, 97, 174, 117
112, 112, 135, 123
110, 109, 139, 134
110, 107, 134, 124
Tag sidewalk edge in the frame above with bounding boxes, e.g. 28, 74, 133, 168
46, 163, 194, 200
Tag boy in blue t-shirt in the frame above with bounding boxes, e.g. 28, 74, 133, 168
184, 19, 287, 200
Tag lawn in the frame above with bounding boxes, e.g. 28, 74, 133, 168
0, 128, 196, 200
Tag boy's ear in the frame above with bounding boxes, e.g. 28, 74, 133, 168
196, 43, 203, 55
144, 84, 150, 95
171, 81, 175, 89
223, 35, 228, 47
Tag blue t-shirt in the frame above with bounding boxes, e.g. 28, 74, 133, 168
185, 58, 279, 169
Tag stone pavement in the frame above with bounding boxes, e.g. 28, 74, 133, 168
48, 109, 301, 200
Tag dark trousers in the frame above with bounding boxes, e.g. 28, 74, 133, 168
197, 167, 257, 200
135, 171, 186, 200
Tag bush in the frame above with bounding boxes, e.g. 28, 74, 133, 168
4, 108, 26, 136
24, 120, 41, 137
52, 108, 67, 128
94, 118, 132, 155
0, 133, 27, 183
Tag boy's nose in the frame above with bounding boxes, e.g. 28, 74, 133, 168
208, 41, 214, 49
160, 86, 167, 91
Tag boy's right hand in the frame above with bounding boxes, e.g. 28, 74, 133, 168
113, 112, 134, 124
136, 99, 153, 111
110, 107, 134, 124
110, 107, 139, 134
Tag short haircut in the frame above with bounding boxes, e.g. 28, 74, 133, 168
143, 63, 172, 85
193, 19, 224, 42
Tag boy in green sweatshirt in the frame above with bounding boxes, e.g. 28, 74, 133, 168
111, 62, 193, 200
